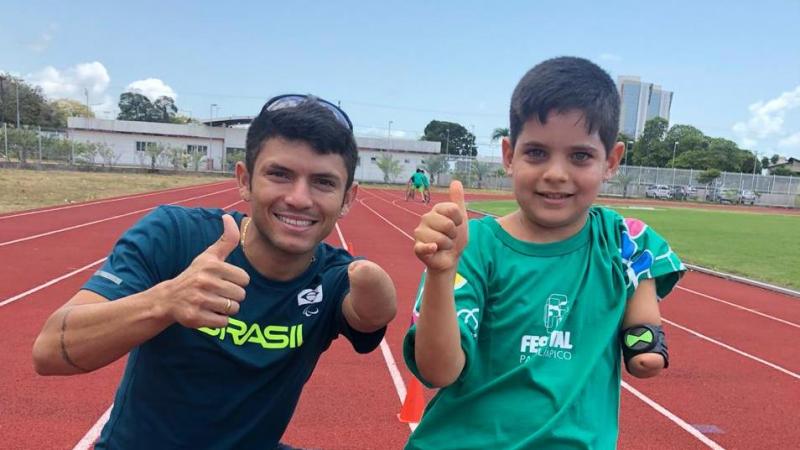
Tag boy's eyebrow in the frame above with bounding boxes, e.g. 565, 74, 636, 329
519, 140, 602, 153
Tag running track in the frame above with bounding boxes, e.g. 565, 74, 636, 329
1, 180, 797, 449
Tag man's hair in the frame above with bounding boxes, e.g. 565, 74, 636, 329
509, 56, 620, 154
245, 96, 358, 190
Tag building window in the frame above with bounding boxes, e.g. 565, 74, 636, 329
136, 141, 156, 152
187, 144, 208, 155
370, 157, 377, 162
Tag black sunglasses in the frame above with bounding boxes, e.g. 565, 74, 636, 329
263, 94, 353, 131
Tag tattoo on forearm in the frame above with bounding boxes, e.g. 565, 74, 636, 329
60, 308, 90, 373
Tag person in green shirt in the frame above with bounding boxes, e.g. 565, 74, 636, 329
406, 169, 431, 203
404, 57, 685, 449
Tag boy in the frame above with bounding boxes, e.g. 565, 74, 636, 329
405, 57, 684, 449
33, 94, 397, 449
406, 169, 430, 203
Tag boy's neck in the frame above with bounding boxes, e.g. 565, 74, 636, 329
498, 210, 589, 244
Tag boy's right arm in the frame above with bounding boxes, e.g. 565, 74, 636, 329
412, 181, 469, 387
32, 215, 250, 375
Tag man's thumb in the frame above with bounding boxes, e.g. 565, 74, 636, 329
207, 214, 241, 260
449, 180, 466, 214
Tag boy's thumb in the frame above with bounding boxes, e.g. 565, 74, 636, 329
206, 214, 241, 260
449, 180, 466, 213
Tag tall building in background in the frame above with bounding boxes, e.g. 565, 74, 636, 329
618, 76, 673, 138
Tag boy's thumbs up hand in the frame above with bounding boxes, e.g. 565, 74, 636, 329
154, 215, 251, 329
413, 181, 469, 273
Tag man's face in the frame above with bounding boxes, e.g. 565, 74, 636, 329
502, 110, 622, 241
237, 136, 356, 257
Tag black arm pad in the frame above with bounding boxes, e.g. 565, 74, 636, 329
620, 324, 669, 373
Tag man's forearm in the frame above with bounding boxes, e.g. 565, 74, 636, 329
414, 270, 465, 387
33, 287, 173, 375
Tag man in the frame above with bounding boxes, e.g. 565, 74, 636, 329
33, 94, 397, 449
406, 168, 430, 203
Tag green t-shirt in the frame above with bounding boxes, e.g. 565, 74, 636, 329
411, 172, 428, 188
403, 207, 684, 450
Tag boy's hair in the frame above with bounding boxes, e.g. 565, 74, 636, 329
246, 96, 358, 190
509, 56, 620, 154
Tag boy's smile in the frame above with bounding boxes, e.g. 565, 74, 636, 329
501, 110, 623, 243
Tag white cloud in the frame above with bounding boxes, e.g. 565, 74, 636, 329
732, 85, 800, 147
29, 61, 110, 99
778, 131, 800, 150
125, 78, 177, 101
599, 53, 622, 62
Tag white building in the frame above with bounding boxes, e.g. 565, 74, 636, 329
67, 117, 441, 183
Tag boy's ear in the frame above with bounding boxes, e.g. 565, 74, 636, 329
501, 137, 514, 175
604, 142, 626, 180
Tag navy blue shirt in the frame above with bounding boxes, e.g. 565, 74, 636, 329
83, 206, 384, 449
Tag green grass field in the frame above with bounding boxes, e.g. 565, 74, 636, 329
468, 200, 800, 290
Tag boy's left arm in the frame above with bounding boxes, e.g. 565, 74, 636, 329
622, 278, 666, 378
342, 259, 398, 332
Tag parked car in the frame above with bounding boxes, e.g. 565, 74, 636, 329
645, 184, 672, 199
737, 189, 757, 205
670, 185, 689, 200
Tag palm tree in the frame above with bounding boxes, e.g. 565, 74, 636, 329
491, 127, 509, 142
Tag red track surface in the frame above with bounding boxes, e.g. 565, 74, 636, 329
1, 181, 798, 449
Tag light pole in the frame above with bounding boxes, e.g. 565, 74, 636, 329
445, 128, 450, 155
624, 141, 633, 166
209, 104, 217, 170
671, 141, 679, 187
388, 120, 393, 149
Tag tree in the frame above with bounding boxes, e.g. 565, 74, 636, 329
633, 117, 669, 167
118, 93, 179, 123
761, 156, 771, 170
421, 120, 477, 156
375, 154, 403, 183
153, 96, 178, 123
422, 154, 449, 185
471, 160, 492, 189
697, 168, 721, 186
51, 99, 94, 127
613, 171, 636, 198
96, 143, 121, 168
491, 127, 509, 142
771, 166, 794, 176
770, 154, 781, 165
0, 74, 60, 128
145, 142, 167, 170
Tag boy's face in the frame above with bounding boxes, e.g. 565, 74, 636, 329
502, 110, 623, 241
236, 136, 356, 258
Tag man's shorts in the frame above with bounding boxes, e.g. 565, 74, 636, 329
414, 183, 424, 193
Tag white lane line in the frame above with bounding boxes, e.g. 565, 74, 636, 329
621, 382, 726, 450
335, 223, 418, 432
0, 180, 232, 220
0, 187, 236, 247
0, 258, 107, 308
357, 192, 739, 447
662, 318, 800, 380
72, 405, 113, 450
676, 286, 799, 329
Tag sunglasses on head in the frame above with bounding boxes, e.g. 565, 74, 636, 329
263, 94, 353, 131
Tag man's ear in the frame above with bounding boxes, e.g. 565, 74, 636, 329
340, 181, 358, 217
604, 142, 625, 180
235, 161, 251, 202
501, 137, 514, 176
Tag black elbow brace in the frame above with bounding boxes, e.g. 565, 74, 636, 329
620, 324, 669, 373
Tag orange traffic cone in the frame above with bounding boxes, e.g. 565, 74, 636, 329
398, 377, 426, 423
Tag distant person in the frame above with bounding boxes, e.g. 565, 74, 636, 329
406, 169, 430, 203
33, 94, 397, 449
404, 57, 685, 449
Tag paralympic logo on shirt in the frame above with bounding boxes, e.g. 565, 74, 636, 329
519, 293, 574, 363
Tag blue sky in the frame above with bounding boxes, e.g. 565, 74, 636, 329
2, 0, 799, 159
